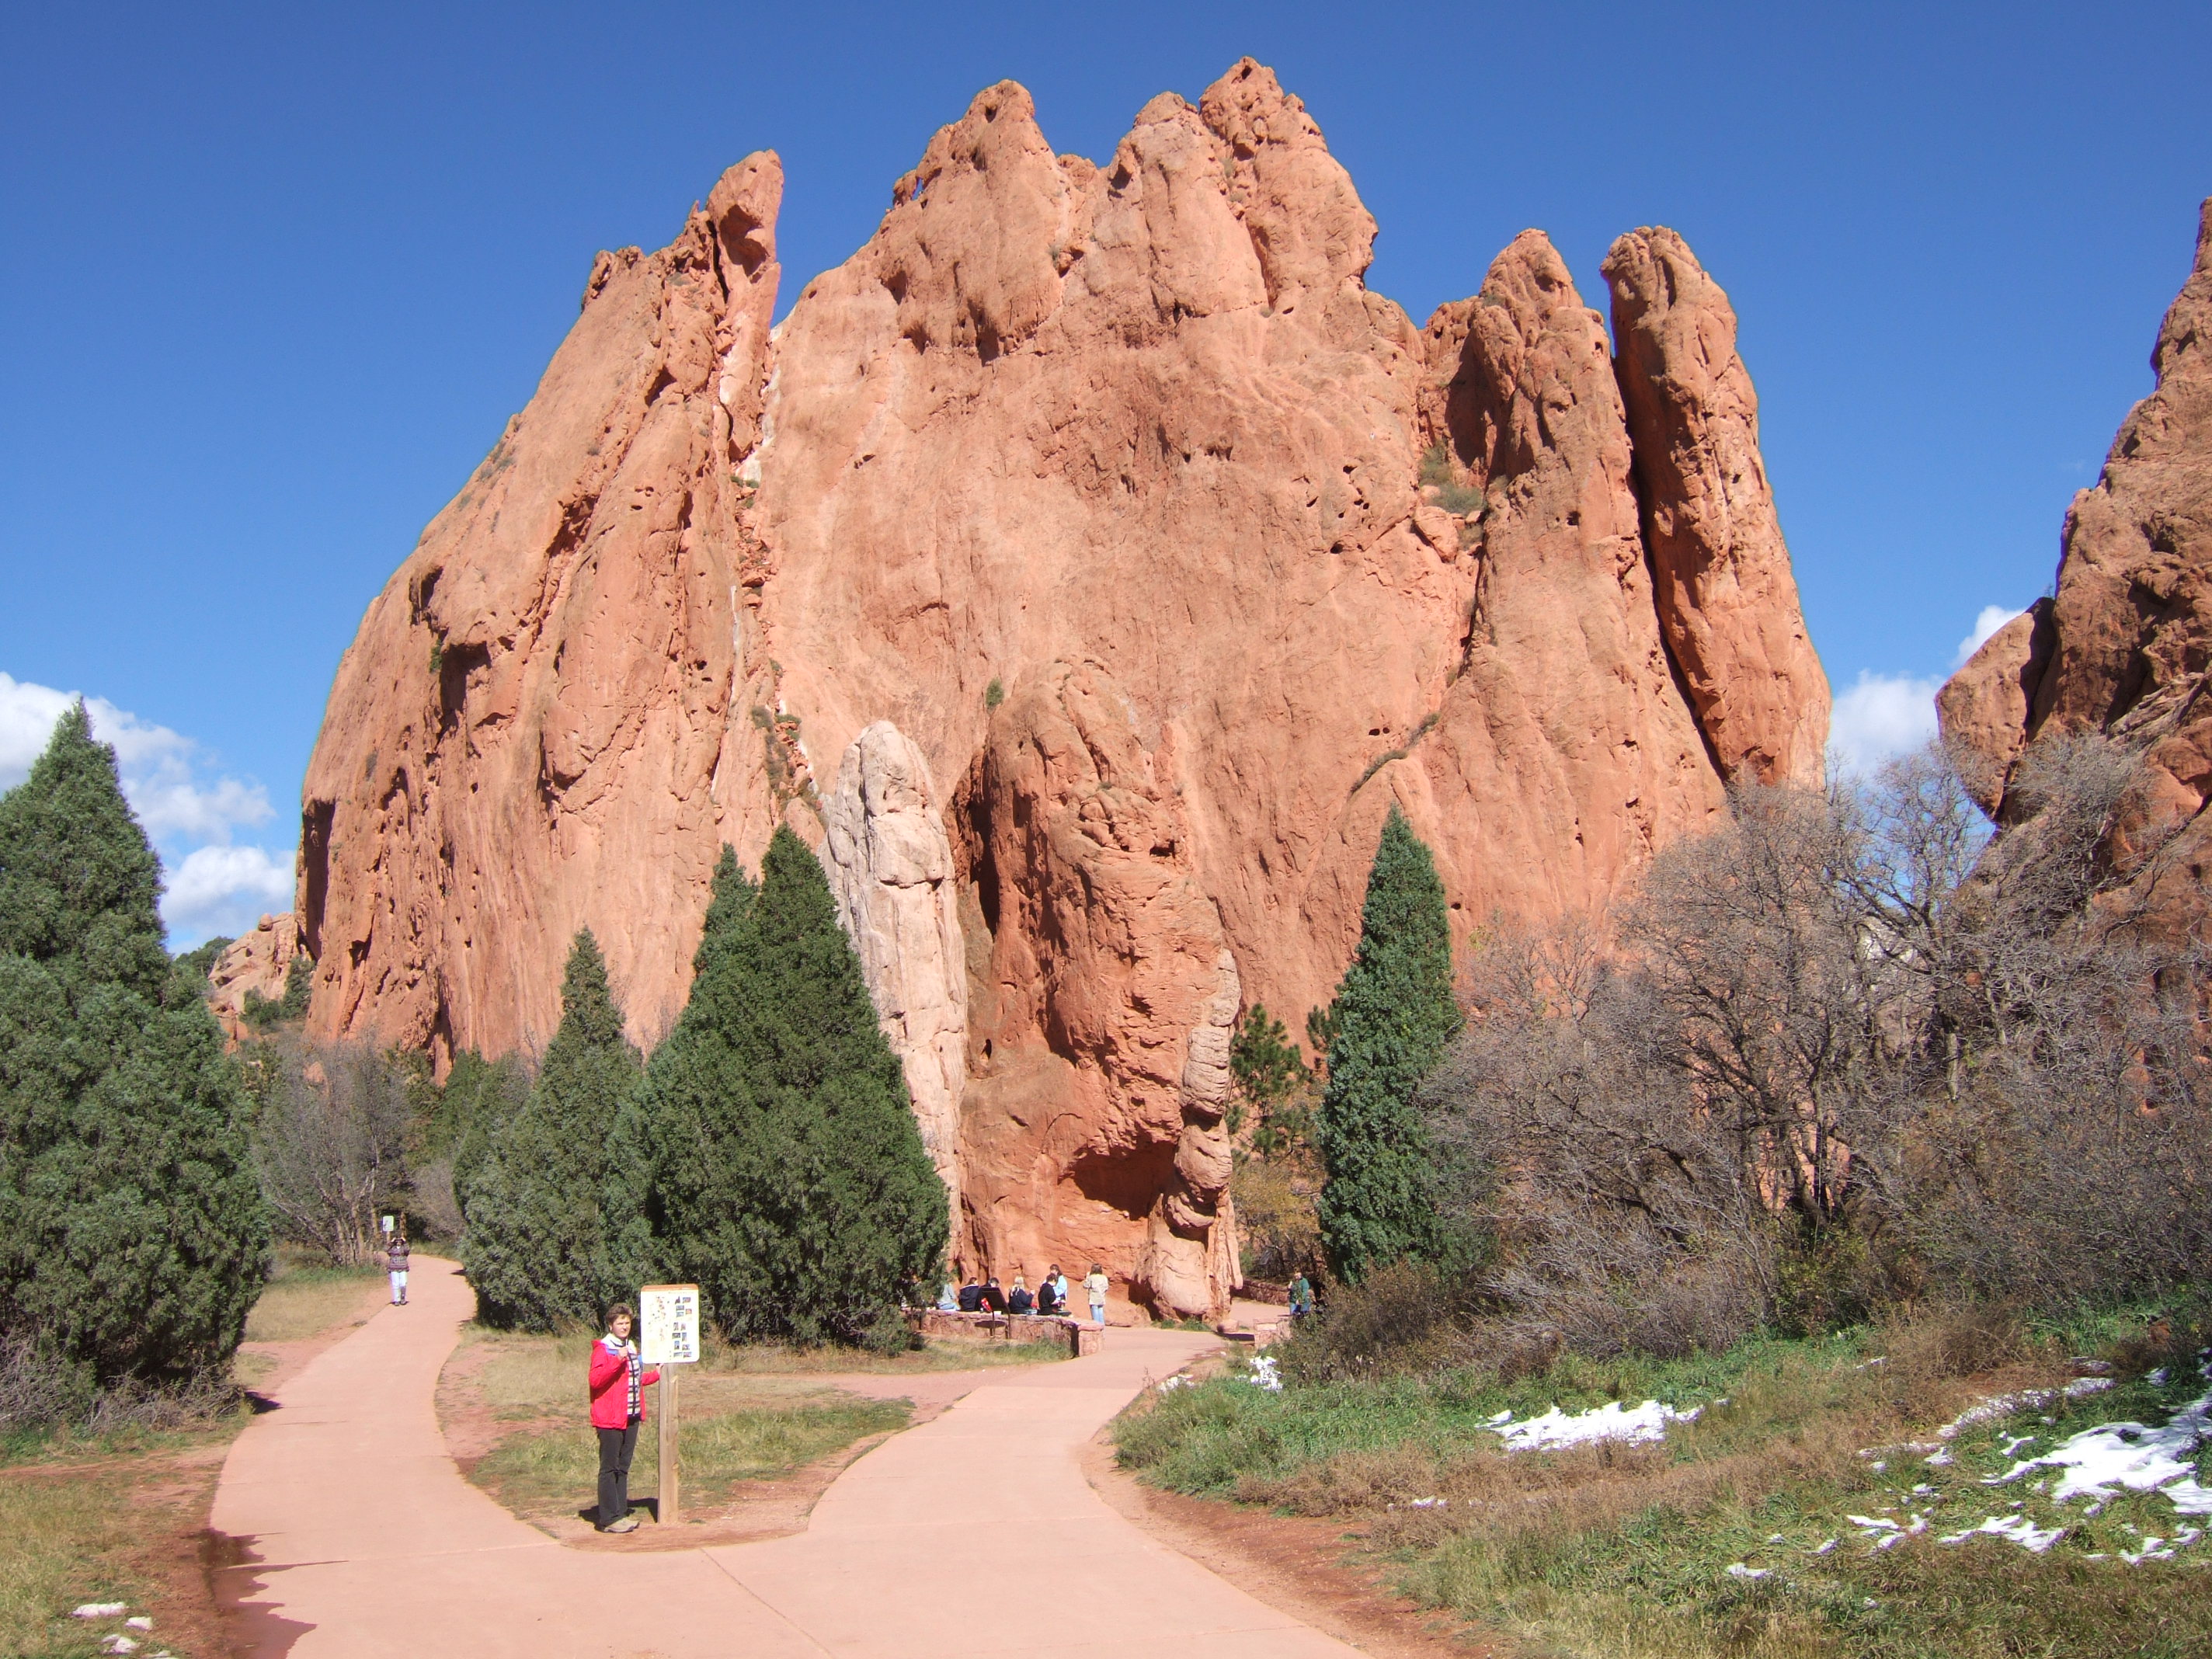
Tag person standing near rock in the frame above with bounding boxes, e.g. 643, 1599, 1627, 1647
588, 1304, 659, 1533
385, 1231, 410, 1306
1085, 1264, 1108, 1328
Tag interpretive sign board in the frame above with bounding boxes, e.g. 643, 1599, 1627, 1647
639, 1284, 700, 1365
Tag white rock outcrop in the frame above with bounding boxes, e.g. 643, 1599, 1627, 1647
820, 722, 969, 1228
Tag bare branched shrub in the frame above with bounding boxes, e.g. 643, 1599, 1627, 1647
252, 1039, 418, 1265
1421, 733, 2212, 1353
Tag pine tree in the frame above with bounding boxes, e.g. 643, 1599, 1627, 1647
1314, 807, 1462, 1282
462, 930, 641, 1330
0, 704, 267, 1394
621, 830, 947, 1346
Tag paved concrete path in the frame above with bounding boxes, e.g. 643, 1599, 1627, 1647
211, 1257, 1359, 1657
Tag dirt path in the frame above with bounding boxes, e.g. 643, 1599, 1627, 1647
208, 1256, 1364, 1657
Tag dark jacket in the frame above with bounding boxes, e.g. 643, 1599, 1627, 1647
957, 1282, 984, 1313
1008, 1287, 1034, 1315
387, 1239, 410, 1273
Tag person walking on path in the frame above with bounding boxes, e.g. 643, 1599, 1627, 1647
1288, 1272, 1313, 1320
1085, 1263, 1109, 1328
386, 1231, 411, 1306
588, 1304, 659, 1533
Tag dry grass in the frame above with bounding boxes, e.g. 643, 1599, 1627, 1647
241, 1252, 384, 1344
0, 1421, 237, 1658
447, 1327, 917, 1527
1121, 1303, 2212, 1658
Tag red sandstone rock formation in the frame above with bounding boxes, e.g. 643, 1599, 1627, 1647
1940, 200, 2212, 889
207, 913, 304, 1042
295, 60, 1828, 1316
1605, 228, 1831, 786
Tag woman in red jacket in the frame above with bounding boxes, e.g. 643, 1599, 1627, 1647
588, 1304, 659, 1532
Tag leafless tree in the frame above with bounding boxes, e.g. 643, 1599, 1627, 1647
1422, 733, 2212, 1346
252, 1040, 417, 1265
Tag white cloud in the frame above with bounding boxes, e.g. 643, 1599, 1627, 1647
162, 845, 297, 944
0, 672, 293, 947
1955, 605, 2026, 668
1828, 670, 1942, 778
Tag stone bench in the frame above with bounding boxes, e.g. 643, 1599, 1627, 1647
913, 1309, 1102, 1356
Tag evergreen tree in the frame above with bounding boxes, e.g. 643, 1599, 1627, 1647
1314, 807, 1462, 1282
0, 705, 267, 1393
621, 831, 947, 1345
462, 930, 640, 1330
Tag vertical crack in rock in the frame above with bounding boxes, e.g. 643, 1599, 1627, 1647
820, 722, 968, 1233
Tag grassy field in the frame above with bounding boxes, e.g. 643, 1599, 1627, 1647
0, 1249, 395, 1657
449, 1329, 928, 1525
1116, 1306, 2212, 1658
242, 1250, 384, 1344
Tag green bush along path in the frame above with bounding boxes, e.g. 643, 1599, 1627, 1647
610, 830, 947, 1348
463, 930, 642, 1330
1313, 806, 1462, 1282
0, 703, 265, 1400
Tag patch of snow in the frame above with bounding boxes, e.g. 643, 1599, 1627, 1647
101, 1639, 137, 1656
124, 1619, 151, 1633
1939, 1514, 2065, 1553
1245, 1355, 1283, 1392
1981, 1376, 2212, 1517
1158, 1375, 1190, 1393
1812, 1538, 1838, 1555
1725, 1563, 1769, 1580
73, 1606, 127, 1620
1487, 1397, 1697, 1452
1409, 1497, 1446, 1508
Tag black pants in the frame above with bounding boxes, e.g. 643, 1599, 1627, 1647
596, 1421, 639, 1527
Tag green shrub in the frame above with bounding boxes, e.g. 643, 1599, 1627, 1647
1417, 442, 1484, 516
1315, 807, 1462, 1281
0, 704, 267, 1393
463, 931, 641, 1330
615, 831, 948, 1344
984, 676, 1005, 711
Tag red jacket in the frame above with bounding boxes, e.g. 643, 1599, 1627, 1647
588, 1337, 660, 1429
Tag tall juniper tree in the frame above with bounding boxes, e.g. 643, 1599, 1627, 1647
462, 930, 640, 1329
1314, 806, 1462, 1282
0, 704, 267, 1395
616, 830, 946, 1346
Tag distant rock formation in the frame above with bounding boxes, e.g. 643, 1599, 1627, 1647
295, 60, 1829, 1316
207, 913, 304, 1042
1940, 200, 2212, 922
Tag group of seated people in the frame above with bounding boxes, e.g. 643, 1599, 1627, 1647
944, 1265, 1069, 1318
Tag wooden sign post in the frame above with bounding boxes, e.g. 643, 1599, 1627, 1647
638, 1285, 699, 1526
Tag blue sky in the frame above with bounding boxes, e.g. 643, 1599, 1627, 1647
3, 2, 2207, 944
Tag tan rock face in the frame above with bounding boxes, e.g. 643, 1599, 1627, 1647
1936, 601, 2055, 815
1939, 200, 2212, 890
207, 912, 304, 1042
821, 722, 968, 1225
298, 60, 1828, 1316
1604, 228, 1831, 786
